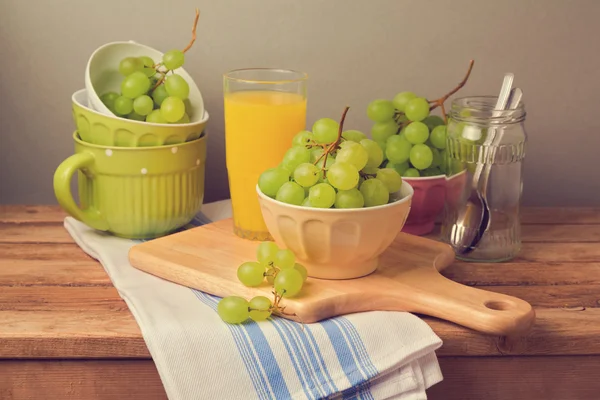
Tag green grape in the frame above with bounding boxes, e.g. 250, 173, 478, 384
302, 197, 312, 207
146, 109, 168, 124
249, 296, 272, 322
335, 188, 365, 208
336, 142, 369, 170
310, 148, 324, 163
315, 155, 335, 170
127, 112, 146, 121
422, 115, 445, 131
152, 85, 169, 107
139, 56, 154, 67
404, 121, 430, 144
430, 148, 442, 168
376, 140, 387, 156
371, 120, 398, 142
143, 67, 157, 78
367, 99, 395, 122
258, 168, 289, 197
114, 96, 133, 115
237, 262, 266, 287
265, 267, 277, 284
121, 71, 151, 99
217, 296, 249, 324
133, 95, 154, 116
293, 163, 320, 187
342, 130, 367, 143
388, 161, 409, 176
275, 249, 295, 269
175, 113, 190, 124
312, 118, 339, 144
165, 74, 190, 100
362, 166, 379, 175
163, 49, 185, 70
410, 144, 434, 170
405, 98, 430, 122
274, 268, 304, 298
309, 183, 336, 208
422, 167, 443, 176
376, 168, 403, 193
360, 178, 390, 207
392, 91, 417, 112
386, 135, 412, 164
257, 241, 279, 266
403, 168, 420, 177
276, 182, 305, 205
292, 130, 314, 147
327, 162, 359, 191
160, 96, 186, 122
100, 92, 119, 111
282, 146, 311, 173
360, 139, 384, 169
430, 125, 447, 149
294, 263, 308, 282
118, 57, 144, 76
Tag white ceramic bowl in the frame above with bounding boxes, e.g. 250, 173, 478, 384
257, 182, 414, 280
85, 41, 205, 122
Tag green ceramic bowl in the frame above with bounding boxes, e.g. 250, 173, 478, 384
72, 88, 209, 147
54, 131, 207, 239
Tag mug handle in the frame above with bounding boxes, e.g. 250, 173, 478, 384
53, 152, 109, 231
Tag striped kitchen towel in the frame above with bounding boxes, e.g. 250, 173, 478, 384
64, 200, 443, 400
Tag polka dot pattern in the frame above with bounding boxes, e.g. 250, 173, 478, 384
105, 149, 113, 157
141, 168, 148, 175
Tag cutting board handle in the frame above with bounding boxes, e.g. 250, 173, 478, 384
387, 269, 535, 336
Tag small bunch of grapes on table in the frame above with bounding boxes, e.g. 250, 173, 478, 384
217, 242, 308, 324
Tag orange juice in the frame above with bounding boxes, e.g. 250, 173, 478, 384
224, 90, 307, 240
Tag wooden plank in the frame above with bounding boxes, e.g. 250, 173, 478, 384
0, 260, 111, 287
0, 222, 72, 244
431, 308, 600, 356
0, 311, 149, 358
0, 243, 92, 261
0, 286, 126, 311
518, 242, 600, 263
0, 205, 66, 223
521, 207, 600, 225
1, 356, 599, 400
478, 284, 600, 308
429, 355, 600, 400
0, 359, 166, 400
521, 224, 600, 242
443, 261, 600, 286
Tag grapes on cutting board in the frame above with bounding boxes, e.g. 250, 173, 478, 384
217, 240, 309, 324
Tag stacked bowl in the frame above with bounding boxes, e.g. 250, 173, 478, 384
54, 42, 209, 239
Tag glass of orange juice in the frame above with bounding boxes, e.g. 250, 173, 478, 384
223, 68, 308, 240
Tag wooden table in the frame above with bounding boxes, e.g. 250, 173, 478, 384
1, 206, 599, 399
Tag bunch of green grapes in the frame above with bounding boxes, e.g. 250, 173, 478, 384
99, 50, 191, 124
217, 241, 308, 324
258, 111, 404, 209
367, 93, 459, 178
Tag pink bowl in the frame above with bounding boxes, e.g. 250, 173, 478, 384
401, 171, 467, 236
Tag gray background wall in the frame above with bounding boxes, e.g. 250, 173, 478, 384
1, 0, 598, 206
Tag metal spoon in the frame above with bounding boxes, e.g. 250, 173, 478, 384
451, 73, 514, 255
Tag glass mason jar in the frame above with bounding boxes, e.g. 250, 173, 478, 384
441, 96, 527, 262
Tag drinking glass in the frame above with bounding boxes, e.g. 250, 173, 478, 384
223, 68, 308, 240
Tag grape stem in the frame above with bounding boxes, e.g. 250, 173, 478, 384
359, 171, 377, 180
313, 106, 350, 178
182, 8, 200, 53
427, 59, 475, 123
151, 70, 168, 91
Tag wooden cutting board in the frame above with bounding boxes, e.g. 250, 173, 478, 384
128, 218, 535, 335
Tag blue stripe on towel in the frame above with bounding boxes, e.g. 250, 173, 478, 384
270, 318, 321, 399
337, 317, 378, 378
192, 289, 271, 399
320, 319, 373, 399
195, 291, 293, 400
279, 318, 338, 396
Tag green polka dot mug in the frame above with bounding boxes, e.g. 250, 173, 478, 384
53, 131, 207, 239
